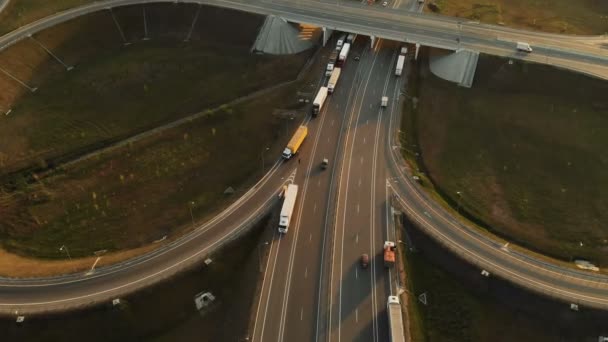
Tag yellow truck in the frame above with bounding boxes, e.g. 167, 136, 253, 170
282, 126, 308, 159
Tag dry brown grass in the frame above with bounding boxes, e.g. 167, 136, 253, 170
0, 244, 155, 277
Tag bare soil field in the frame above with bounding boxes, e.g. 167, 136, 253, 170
403, 48, 608, 265
0, 4, 318, 258
0, 0, 94, 35
427, 0, 608, 35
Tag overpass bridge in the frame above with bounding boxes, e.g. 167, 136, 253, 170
0, 0, 607, 81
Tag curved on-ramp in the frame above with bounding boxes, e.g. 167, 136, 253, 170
384, 92, 608, 311
0, 0, 607, 315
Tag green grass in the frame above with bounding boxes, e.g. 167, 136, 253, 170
0, 5, 305, 175
404, 51, 608, 265
427, 0, 608, 35
403, 248, 558, 342
0, 4, 317, 258
0, 74, 311, 258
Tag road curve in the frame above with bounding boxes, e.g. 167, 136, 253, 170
0, 0, 607, 316
385, 90, 608, 310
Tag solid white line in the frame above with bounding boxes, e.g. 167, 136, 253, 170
278, 72, 334, 342
336, 42, 383, 342
305, 267, 308, 279
325, 43, 371, 342
255, 233, 281, 342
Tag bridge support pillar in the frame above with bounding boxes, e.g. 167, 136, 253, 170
370, 35, 375, 48
322, 27, 333, 47
414, 43, 421, 61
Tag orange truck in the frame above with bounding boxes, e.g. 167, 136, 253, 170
384, 241, 396, 268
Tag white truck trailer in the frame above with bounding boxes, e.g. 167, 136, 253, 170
387, 296, 406, 342
337, 43, 351, 67
395, 55, 405, 76
278, 184, 299, 233
327, 68, 342, 94
312, 86, 329, 116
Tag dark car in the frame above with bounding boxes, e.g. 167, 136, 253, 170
360, 253, 369, 268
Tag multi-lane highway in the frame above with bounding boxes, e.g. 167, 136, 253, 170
252, 37, 404, 342
0, 0, 607, 333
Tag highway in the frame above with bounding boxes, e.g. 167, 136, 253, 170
0, 0, 606, 331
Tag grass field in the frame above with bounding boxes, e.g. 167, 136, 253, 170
0, 4, 317, 258
402, 50, 608, 265
0, 4, 305, 175
427, 0, 608, 35
404, 241, 563, 341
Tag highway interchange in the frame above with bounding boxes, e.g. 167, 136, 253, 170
0, 0, 608, 341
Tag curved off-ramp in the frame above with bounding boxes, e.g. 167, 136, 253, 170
0, 0, 607, 316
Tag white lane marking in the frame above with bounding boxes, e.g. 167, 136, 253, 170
309, 233, 312, 242
361, 156, 364, 164
301, 307, 304, 321
356, 233, 359, 244
331, 119, 335, 126
357, 204, 360, 214
363, 137, 366, 144
333, 40, 384, 342
314, 202, 317, 214
356, 267, 358, 279
355, 308, 359, 323
305, 267, 308, 279
358, 178, 362, 187
369, 46, 399, 342
277, 86, 333, 342
318, 179, 321, 187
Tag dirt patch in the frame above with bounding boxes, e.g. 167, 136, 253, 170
428, 0, 608, 35
0, 244, 155, 277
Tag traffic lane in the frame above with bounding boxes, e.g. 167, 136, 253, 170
280, 66, 357, 342
371, 66, 404, 342
339, 42, 398, 342
334, 41, 395, 342
327, 40, 379, 341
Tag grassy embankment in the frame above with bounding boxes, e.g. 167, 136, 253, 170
0, 4, 316, 259
3, 213, 272, 341
0, 0, 94, 35
403, 239, 561, 341
400, 50, 608, 265
426, 0, 608, 35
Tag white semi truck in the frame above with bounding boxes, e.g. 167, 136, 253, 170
312, 86, 329, 116
395, 55, 405, 76
387, 296, 406, 342
279, 184, 299, 233
516, 42, 533, 53
327, 68, 342, 94
337, 43, 351, 67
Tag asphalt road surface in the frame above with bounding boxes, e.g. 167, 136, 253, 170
1, 0, 608, 324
